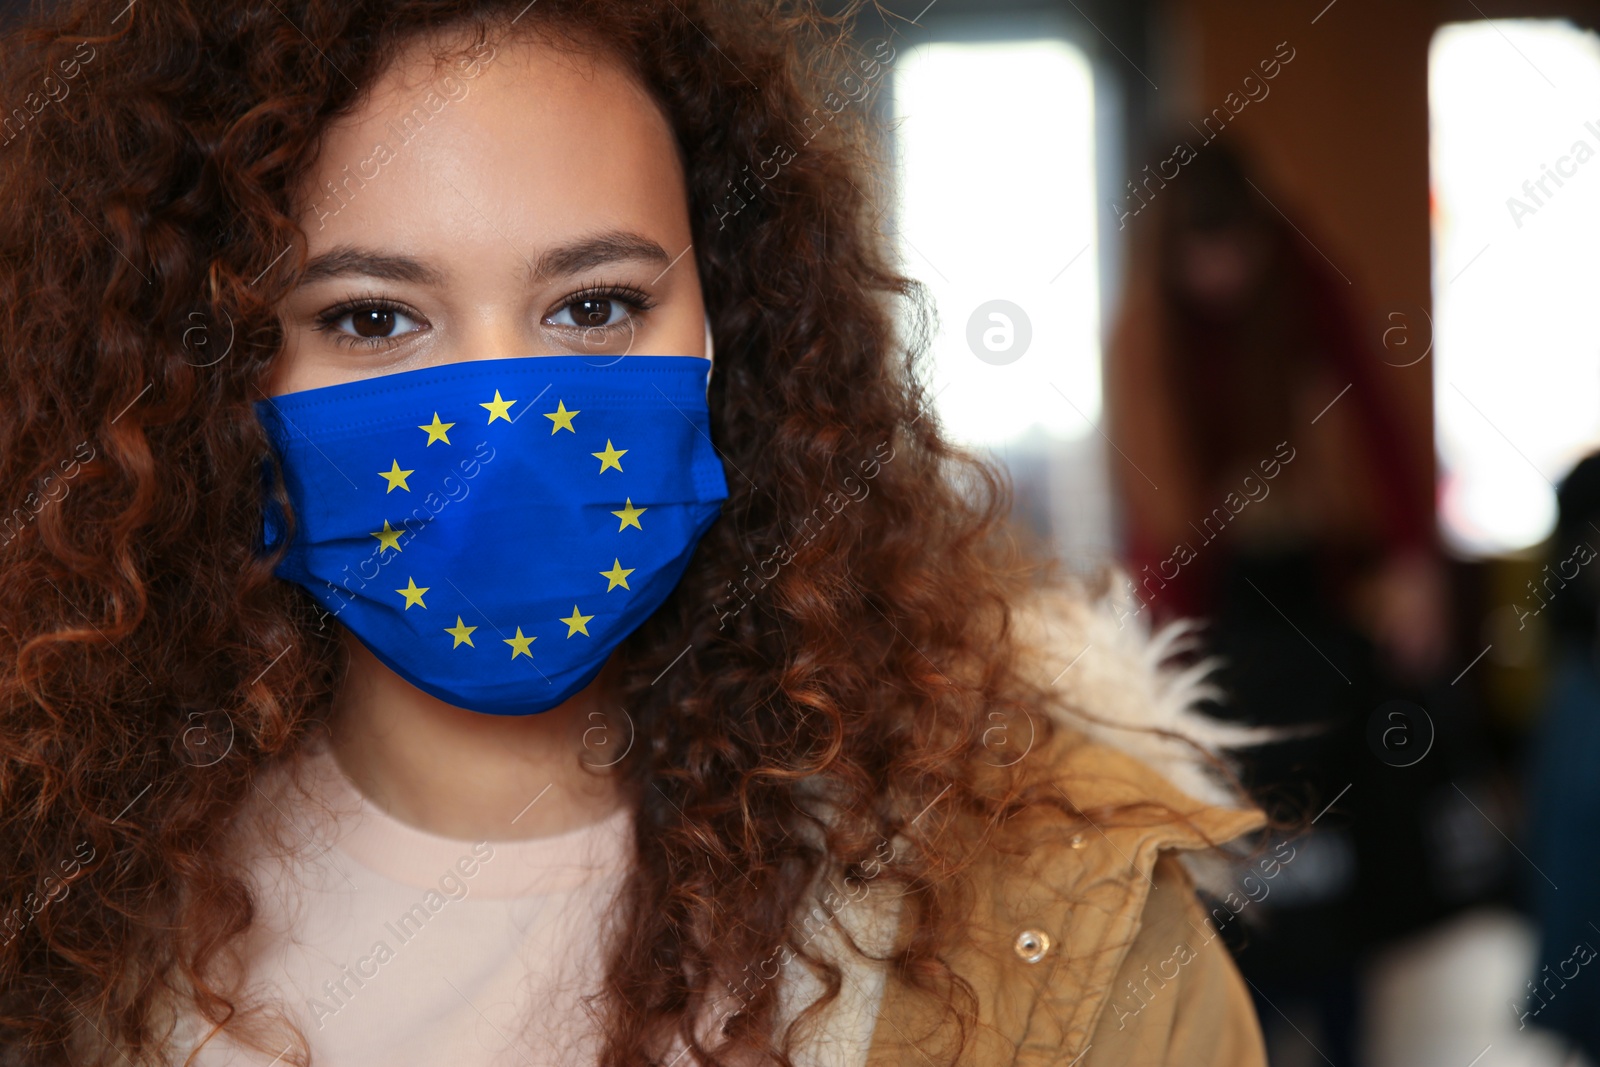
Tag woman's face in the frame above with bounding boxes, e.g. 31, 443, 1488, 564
1173, 224, 1265, 315
267, 31, 705, 397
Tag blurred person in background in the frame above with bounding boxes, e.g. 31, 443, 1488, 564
1522, 451, 1600, 1065
1106, 139, 1500, 1066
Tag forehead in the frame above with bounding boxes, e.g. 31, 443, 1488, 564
298, 30, 689, 255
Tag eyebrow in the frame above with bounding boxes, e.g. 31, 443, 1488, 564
532, 231, 671, 279
296, 230, 674, 288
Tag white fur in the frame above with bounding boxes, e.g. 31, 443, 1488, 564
1011, 564, 1277, 813
1010, 566, 1287, 900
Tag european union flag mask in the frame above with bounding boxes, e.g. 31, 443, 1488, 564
255, 354, 728, 716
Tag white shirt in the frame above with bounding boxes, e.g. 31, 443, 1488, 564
172, 737, 891, 1067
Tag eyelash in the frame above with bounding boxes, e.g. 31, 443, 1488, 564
552, 283, 657, 329
312, 294, 422, 350
310, 284, 659, 350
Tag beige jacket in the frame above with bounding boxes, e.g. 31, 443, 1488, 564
861, 733, 1268, 1066
862, 577, 1271, 1067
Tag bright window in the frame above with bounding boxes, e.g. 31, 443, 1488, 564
892, 38, 1101, 444
892, 36, 1108, 559
1430, 19, 1600, 556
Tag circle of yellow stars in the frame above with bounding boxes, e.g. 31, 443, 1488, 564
353, 388, 651, 664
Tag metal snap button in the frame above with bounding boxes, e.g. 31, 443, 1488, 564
1069, 833, 1087, 849
1014, 928, 1051, 964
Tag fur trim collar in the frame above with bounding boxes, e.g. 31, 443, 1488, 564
1012, 565, 1272, 814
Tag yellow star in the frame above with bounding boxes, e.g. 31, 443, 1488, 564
418, 413, 454, 445
611, 498, 647, 531
504, 626, 537, 659
445, 616, 477, 648
370, 520, 403, 553
379, 460, 414, 493
591, 439, 626, 474
560, 605, 594, 637
395, 577, 429, 609
600, 559, 634, 592
544, 400, 579, 434
481, 389, 516, 424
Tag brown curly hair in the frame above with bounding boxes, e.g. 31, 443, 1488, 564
0, 1, 1196, 1064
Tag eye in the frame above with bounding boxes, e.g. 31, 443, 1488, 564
544, 286, 655, 332
551, 297, 626, 329
315, 299, 426, 348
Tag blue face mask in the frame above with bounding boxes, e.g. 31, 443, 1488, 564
255, 354, 728, 716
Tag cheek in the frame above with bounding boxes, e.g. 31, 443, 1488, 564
643, 275, 707, 358
263, 332, 305, 398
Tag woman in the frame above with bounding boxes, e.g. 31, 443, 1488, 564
0, 2, 1268, 1064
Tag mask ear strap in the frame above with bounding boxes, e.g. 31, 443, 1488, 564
703, 317, 715, 399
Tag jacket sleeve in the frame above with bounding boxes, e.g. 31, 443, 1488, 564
1077, 852, 1267, 1067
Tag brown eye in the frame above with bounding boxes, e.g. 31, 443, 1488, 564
548, 293, 637, 330
579, 299, 614, 327
319, 302, 424, 346
573, 299, 619, 328
352, 307, 398, 337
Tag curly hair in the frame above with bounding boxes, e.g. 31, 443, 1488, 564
0, 1, 1193, 1064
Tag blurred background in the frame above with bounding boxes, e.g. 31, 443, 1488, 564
842, 0, 1600, 1064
